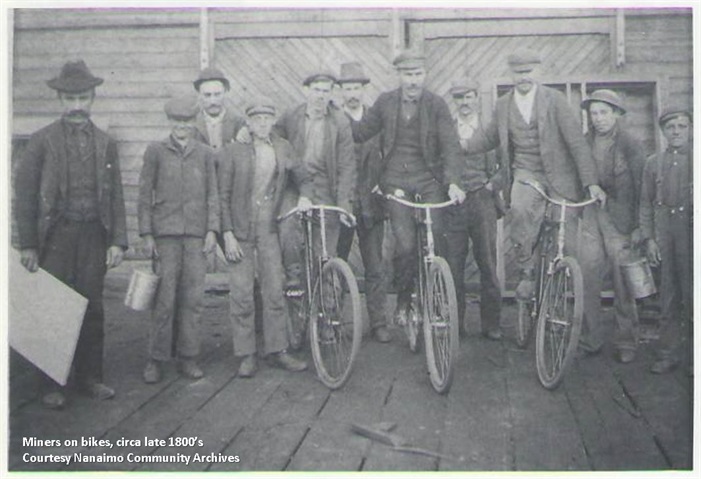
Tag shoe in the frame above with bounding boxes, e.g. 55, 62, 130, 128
482, 329, 503, 341
616, 349, 636, 364
515, 279, 535, 301
42, 391, 66, 410
143, 360, 163, 384
271, 351, 307, 372
373, 326, 391, 343
178, 359, 204, 379
81, 382, 115, 400
650, 358, 679, 374
237, 355, 257, 378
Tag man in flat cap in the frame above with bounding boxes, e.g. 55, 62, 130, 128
640, 108, 693, 374
578, 90, 646, 363
445, 76, 503, 341
138, 95, 220, 384
15, 60, 128, 409
335, 62, 391, 343
219, 96, 312, 377
350, 49, 466, 324
461, 48, 606, 347
193, 66, 246, 150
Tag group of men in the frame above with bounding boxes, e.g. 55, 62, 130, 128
15, 47, 693, 410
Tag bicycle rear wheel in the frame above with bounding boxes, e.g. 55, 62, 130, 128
535, 256, 584, 390
309, 258, 362, 389
423, 257, 459, 394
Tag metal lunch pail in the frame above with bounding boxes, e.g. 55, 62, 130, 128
124, 266, 160, 311
620, 258, 657, 299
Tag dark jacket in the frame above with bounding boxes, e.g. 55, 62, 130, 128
347, 106, 385, 225
138, 137, 220, 238
467, 84, 598, 204
15, 119, 128, 252
585, 125, 646, 235
218, 134, 312, 241
193, 110, 246, 148
274, 103, 356, 212
351, 88, 462, 187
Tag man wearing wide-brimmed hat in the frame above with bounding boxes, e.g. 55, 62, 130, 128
640, 107, 693, 374
350, 49, 466, 325
335, 61, 391, 343
15, 60, 128, 409
138, 95, 220, 384
579, 90, 646, 363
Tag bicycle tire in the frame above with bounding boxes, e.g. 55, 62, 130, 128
535, 256, 584, 390
405, 302, 422, 353
309, 258, 362, 389
423, 257, 459, 394
515, 299, 534, 349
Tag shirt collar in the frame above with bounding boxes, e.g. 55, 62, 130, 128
203, 108, 226, 124
253, 135, 273, 146
667, 143, 691, 155
401, 89, 422, 104
513, 83, 538, 104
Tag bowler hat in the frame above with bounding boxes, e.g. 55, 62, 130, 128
450, 76, 480, 97
581, 89, 626, 114
46, 60, 103, 93
164, 95, 199, 121
194, 67, 230, 91
337, 62, 370, 85
393, 50, 425, 70
658, 107, 693, 127
507, 48, 541, 73
303, 72, 337, 87
245, 96, 276, 117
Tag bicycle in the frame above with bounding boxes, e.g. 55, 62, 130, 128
515, 179, 596, 389
385, 192, 459, 394
278, 204, 362, 390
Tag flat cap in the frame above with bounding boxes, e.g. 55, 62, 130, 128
47, 60, 103, 92
164, 95, 199, 120
658, 107, 692, 127
338, 62, 370, 85
245, 96, 276, 117
392, 50, 425, 70
303, 72, 337, 87
581, 89, 626, 114
194, 66, 230, 91
450, 76, 480, 97
507, 48, 541, 72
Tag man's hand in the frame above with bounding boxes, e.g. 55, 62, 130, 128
296, 196, 312, 212
235, 126, 252, 144
106, 246, 124, 269
459, 138, 469, 151
448, 183, 466, 204
20, 248, 39, 273
588, 184, 607, 208
392, 188, 406, 199
645, 239, 662, 267
484, 181, 494, 192
223, 231, 244, 263
143, 234, 158, 259
630, 228, 644, 249
203, 231, 217, 254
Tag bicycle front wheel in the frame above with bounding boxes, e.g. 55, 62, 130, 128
515, 299, 535, 349
535, 256, 584, 390
309, 258, 362, 389
423, 257, 459, 394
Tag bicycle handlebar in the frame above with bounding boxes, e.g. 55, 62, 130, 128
520, 179, 597, 208
385, 194, 457, 210
278, 204, 357, 226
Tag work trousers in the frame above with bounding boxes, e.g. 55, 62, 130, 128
444, 188, 502, 334
228, 228, 289, 357
384, 177, 447, 304
150, 236, 206, 361
41, 218, 107, 385
337, 213, 388, 330
655, 208, 692, 361
579, 207, 639, 352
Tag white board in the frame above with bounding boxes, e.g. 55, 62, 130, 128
8, 248, 88, 386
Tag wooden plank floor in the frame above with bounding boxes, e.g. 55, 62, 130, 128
7, 264, 695, 473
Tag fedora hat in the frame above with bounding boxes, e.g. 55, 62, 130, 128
47, 60, 103, 93
581, 89, 626, 114
338, 62, 370, 85
194, 67, 230, 91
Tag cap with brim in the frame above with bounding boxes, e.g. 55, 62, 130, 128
507, 48, 541, 73
338, 62, 370, 85
165, 95, 199, 121
658, 108, 692, 127
392, 50, 425, 70
246, 96, 276, 117
47, 60, 103, 93
194, 66, 230, 91
450, 77, 480, 97
303, 72, 337, 87
581, 89, 626, 114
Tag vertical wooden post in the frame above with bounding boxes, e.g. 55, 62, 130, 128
580, 82, 588, 135
200, 8, 210, 69
615, 9, 625, 68
390, 9, 403, 58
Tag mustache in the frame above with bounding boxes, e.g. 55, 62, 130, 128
66, 109, 89, 117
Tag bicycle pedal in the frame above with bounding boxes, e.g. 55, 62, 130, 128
285, 289, 305, 299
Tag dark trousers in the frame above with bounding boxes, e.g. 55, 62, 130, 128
444, 188, 502, 333
41, 218, 107, 386
384, 177, 447, 304
337, 213, 388, 329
